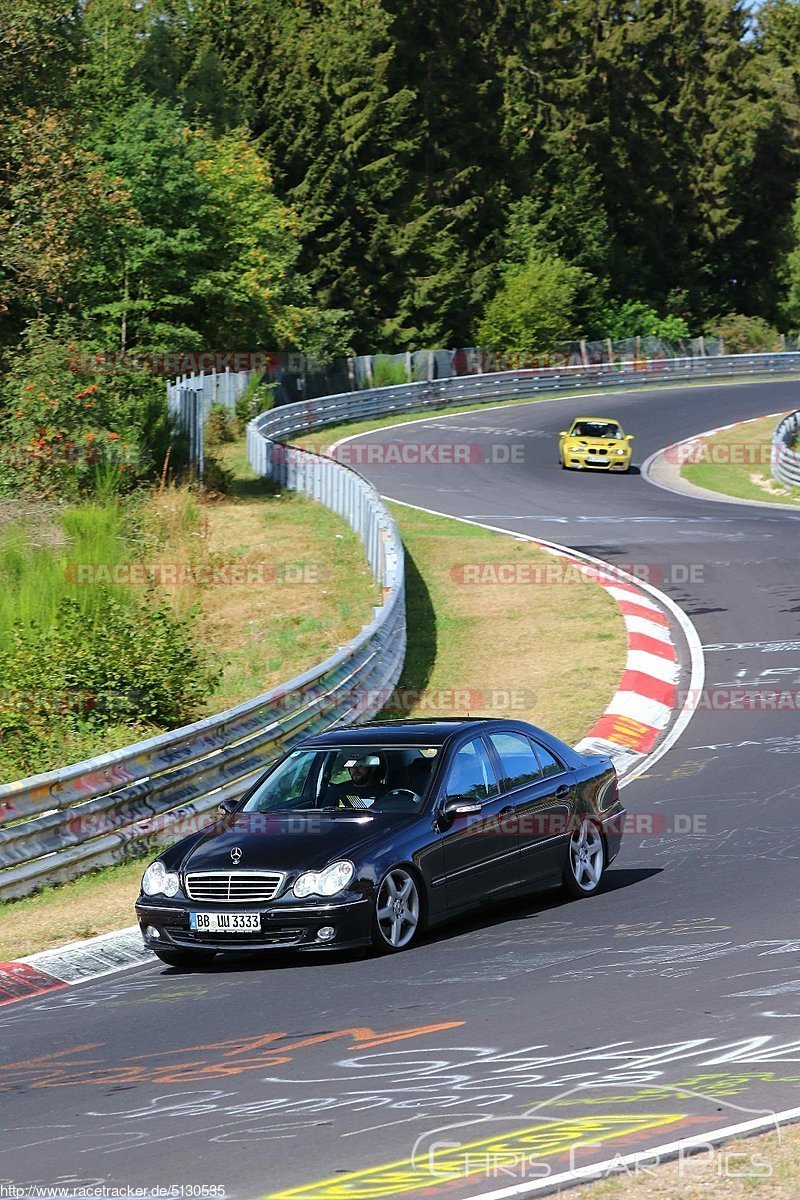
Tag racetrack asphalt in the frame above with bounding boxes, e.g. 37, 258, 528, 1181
3, 379, 800, 1200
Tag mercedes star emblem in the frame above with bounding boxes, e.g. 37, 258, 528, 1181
230, 846, 243, 865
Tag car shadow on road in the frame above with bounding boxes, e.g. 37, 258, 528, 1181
412, 866, 664, 948
154, 868, 663, 975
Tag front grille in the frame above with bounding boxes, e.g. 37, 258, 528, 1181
185, 871, 285, 903
177, 927, 303, 947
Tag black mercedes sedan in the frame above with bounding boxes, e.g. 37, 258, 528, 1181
135, 717, 625, 967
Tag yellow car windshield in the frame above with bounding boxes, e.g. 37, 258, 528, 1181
570, 421, 623, 438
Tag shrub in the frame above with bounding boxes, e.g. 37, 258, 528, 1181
0, 592, 220, 778
200, 453, 235, 494
0, 318, 178, 500
708, 312, 781, 354
235, 374, 277, 424
478, 250, 590, 357
205, 403, 239, 446
371, 356, 409, 387
596, 300, 691, 342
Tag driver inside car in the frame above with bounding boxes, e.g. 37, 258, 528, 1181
327, 754, 389, 809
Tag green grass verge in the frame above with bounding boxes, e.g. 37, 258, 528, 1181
681, 413, 800, 506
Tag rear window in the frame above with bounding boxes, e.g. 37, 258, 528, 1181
533, 741, 564, 777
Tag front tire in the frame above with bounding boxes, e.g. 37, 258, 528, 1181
153, 947, 217, 969
562, 818, 605, 898
371, 867, 423, 953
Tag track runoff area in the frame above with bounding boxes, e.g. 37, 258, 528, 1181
2, 378, 800, 1200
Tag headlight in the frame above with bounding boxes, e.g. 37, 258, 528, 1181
141, 861, 180, 897
293, 860, 355, 899
615, 448, 627, 456
569, 445, 587, 454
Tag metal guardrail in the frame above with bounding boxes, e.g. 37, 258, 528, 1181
4, 349, 800, 900
232, 352, 800, 447
771, 410, 800, 489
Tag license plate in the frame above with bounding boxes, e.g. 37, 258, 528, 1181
586, 456, 607, 464
190, 911, 261, 933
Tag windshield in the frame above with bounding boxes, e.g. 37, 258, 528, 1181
571, 421, 623, 439
242, 745, 440, 815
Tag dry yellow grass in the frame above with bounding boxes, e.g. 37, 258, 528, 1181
138, 441, 378, 710
0, 860, 144, 959
571, 1124, 800, 1199
388, 502, 625, 744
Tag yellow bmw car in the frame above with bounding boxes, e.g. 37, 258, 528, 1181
558, 417, 633, 472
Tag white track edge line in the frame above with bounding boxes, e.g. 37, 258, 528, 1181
456, 1105, 800, 1200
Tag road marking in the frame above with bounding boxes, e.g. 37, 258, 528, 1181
266, 1111, 687, 1200
703, 640, 800, 653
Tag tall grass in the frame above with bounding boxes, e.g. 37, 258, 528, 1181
372, 356, 410, 387
0, 503, 137, 647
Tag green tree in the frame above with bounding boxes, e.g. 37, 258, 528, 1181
0, 109, 136, 352
478, 250, 589, 357
195, 131, 352, 356
597, 300, 691, 342
0, 0, 80, 113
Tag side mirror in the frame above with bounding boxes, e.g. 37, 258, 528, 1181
625, 434, 633, 440
559, 430, 568, 437
218, 798, 240, 816
442, 797, 482, 818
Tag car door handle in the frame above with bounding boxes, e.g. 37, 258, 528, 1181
555, 785, 570, 799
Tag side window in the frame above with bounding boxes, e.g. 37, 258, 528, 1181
444, 738, 499, 803
532, 740, 564, 778
489, 732, 542, 791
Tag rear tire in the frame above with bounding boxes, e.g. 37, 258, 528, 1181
153, 948, 217, 969
562, 818, 605, 898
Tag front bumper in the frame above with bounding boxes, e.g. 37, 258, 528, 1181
564, 453, 631, 470
135, 896, 372, 953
